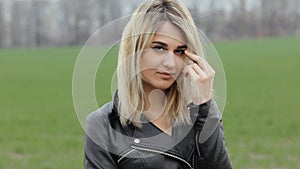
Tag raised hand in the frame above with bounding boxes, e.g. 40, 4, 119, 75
182, 50, 215, 105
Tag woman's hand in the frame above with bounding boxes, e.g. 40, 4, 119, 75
182, 50, 215, 105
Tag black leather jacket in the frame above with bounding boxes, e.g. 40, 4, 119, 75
84, 94, 232, 169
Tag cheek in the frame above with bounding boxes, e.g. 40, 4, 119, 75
141, 69, 149, 80
141, 53, 163, 68
140, 68, 155, 84
175, 57, 186, 70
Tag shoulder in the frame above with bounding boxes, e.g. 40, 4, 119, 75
85, 101, 118, 145
86, 101, 114, 127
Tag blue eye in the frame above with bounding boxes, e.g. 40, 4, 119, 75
152, 46, 165, 52
174, 50, 185, 56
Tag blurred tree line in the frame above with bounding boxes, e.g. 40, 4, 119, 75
0, 0, 299, 48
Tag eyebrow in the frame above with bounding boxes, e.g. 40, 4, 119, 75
152, 41, 187, 49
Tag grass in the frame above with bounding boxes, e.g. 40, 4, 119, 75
0, 37, 299, 168
0, 48, 83, 169
215, 37, 300, 168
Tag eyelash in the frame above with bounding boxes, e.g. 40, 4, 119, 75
152, 45, 165, 51
152, 46, 185, 56
174, 49, 185, 55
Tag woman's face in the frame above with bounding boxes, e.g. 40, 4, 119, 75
140, 21, 187, 93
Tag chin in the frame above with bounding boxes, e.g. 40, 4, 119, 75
153, 81, 175, 90
155, 86, 172, 90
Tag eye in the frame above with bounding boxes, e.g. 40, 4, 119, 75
174, 49, 185, 56
152, 46, 165, 52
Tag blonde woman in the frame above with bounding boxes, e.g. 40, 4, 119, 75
84, 0, 232, 168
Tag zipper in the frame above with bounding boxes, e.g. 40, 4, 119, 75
131, 145, 193, 169
195, 131, 201, 157
192, 153, 195, 168
117, 149, 136, 163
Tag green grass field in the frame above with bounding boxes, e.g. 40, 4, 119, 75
0, 37, 299, 169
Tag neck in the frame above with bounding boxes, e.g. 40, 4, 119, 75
143, 88, 173, 136
144, 89, 167, 120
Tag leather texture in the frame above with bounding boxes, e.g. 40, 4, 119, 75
84, 93, 232, 169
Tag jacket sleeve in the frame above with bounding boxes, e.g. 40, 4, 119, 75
190, 100, 233, 169
84, 113, 118, 169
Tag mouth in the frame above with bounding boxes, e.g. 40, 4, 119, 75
157, 71, 175, 79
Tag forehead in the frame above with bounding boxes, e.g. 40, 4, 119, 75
152, 22, 186, 45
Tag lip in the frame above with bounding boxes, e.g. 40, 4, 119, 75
157, 71, 175, 79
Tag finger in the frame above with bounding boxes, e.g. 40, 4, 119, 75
183, 63, 201, 73
200, 58, 215, 76
185, 50, 215, 76
184, 50, 201, 64
185, 50, 209, 73
184, 63, 207, 78
184, 65, 208, 81
190, 63, 203, 75
184, 66, 198, 81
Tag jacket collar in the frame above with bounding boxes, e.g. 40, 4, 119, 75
110, 89, 195, 161
112, 89, 119, 113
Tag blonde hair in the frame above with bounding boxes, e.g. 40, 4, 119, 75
117, 0, 203, 127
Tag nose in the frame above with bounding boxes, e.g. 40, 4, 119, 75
162, 52, 176, 69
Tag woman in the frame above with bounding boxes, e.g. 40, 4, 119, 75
84, 0, 232, 168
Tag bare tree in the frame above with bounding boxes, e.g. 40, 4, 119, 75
1, 0, 300, 48
0, 1, 3, 47
11, 1, 23, 47
32, 0, 44, 47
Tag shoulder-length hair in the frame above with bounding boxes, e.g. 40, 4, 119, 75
117, 0, 203, 127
